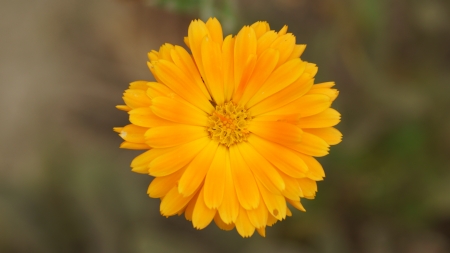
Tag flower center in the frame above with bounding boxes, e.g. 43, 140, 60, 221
207, 101, 251, 147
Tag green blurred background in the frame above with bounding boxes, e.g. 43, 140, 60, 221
1, 0, 449, 252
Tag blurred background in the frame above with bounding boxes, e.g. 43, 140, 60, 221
1, 0, 450, 252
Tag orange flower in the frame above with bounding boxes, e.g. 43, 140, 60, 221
114, 18, 342, 237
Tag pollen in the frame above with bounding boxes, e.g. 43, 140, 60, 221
207, 101, 251, 147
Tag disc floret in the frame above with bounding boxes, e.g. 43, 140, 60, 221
207, 101, 251, 147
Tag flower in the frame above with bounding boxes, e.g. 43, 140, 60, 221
114, 18, 342, 238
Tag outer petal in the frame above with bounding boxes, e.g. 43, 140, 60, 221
248, 121, 302, 146
229, 145, 260, 210
235, 206, 255, 238
297, 108, 341, 128
234, 26, 257, 92
248, 135, 308, 178
151, 96, 208, 127
188, 19, 210, 79
246, 199, 269, 229
233, 48, 279, 105
178, 140, 219, 196
204, 145, 228, 209
149, 137, 210, 177
205, 17, 223, 45
153, 60, 214, 113
192, 187, 216, 229
246, 59, 306, 108
145, 125, 208, 148
303, 127, 342, 146
257, 180, 286, 221
160, 186, 197, 217
129, 107, 176, 128
148, 168, 186, 198
249, 73, 313, 116
201, 36, 225, 104
170, 46, 211, 100
237, 142, 285, 194
214, 213, 235, 231
286, 132, 330, 157
218, 151, 240, 224
258, 94, 331, 120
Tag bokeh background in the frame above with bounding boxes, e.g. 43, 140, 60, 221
1, 0, 450, 252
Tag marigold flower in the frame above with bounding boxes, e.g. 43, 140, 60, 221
114, 18, 342, 238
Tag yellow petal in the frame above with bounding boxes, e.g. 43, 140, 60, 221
297, 178, 317, 199
278, 25, 288, 36
178, 140, 219, 196
297, 108, 341, 128
257, 31, 278, 55
246, 199, 269, 229
218, 151, 239, 224
201, 36, 225, 104
249, 72, 313, 116
248, 121, 302, 146
158, 43, 175, 61
151, 96, 208, 127
145, 125, 208, 148
235, 206, 255, 238
146, 82, 176, 99
267, 214, 278, 226
119, 141, 150, 150
270, 33, 296, 67
259, 94, 331, 120
307, 86, 339, 102
287, 199, 306, 212
251, 21, 270, 39
257, 180, 286, 221
287, 44, 307, 61
296, 153, 325, 181
170, 46, 211, 100
131, 149, 160, 169
287, 132, 330, 157
248, 135, 308, 178
160, 186, 197, 217
214, 213, 235, 231
129, 81, 149, 90
192, 187, 216, 229
149, 137, 210, 177
222, 35, 235, 101
153, 60, 213, 113
234, 26, 257, 91
117, 124, 147, 143
129, 107, 176, 128
286, 207, 292, 217
115, 105, 131, 112
278, 172, 302, 201
148, 168, 186, 198
256, 227, 266, 237
303, 127, 342, 146
184, 191, 199, 221
234, 48, 279, 105
205, 17, 223, 45
246, 59, 306, 108
204, 145, 227, 209
188, 19, 210, 80
229, 145, 260, 210
148, 50, 159, 62
237, 142, 285, 194
123, 89, 151, 109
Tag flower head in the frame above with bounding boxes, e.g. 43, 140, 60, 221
114, 18, 342, 238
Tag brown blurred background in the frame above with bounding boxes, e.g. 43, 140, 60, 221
1, 0, 450, 252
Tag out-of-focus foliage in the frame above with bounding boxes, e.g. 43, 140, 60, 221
148, 0, 237, 32
1, 0, 449, 252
